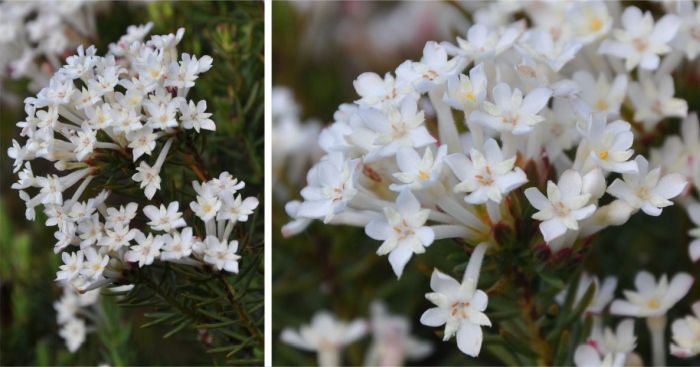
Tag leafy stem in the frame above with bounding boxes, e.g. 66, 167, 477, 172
216, 273, 264, 347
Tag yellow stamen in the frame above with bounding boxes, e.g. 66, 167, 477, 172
598, 150, 609, 160
590, 19, 603, 32
596, 99, 608, 111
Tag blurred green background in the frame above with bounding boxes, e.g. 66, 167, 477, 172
271, 1, 700, 365
0, 1, 263, 365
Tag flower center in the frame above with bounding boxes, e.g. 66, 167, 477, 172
637, 186, 651, 200
391, 121, 408, 139
418, 170, 430, 181
590, 18, 603, 32
465, 91, 476, 102
647, 298, 660, 309
633, 38, 648, 52
331, 183, 346, 201
392, 219, 415, 240
596, 99, 608, 111
598, 150, 609, 160
382, 88, 398, 102
501, 113, 520, 126
451, 301, 470, 319
554, 201, 571, 217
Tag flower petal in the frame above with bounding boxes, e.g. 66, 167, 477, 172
420, 307, 449, 327
456, 322, 483, 357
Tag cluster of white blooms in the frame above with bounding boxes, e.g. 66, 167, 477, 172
8, 24, 258, 313
0, 1, 106, 103
282, 1, 700, 361
271, 87, 322, 201
670, 302, 700, 358
288, 2, 467, 62
280, 301, 431, 366
53, 283, 100, 352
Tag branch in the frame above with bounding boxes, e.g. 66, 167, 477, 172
216, 273, 264, 347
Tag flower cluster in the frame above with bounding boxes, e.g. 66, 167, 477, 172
53, 283, 100, 352
7, 25, 258, 353
271, 87, 321, 200
281, 301, 431, 366
0, 1, 106, 102
281, 1, 700, 361
287, 2, 467, 63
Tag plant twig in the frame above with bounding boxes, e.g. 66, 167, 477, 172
216, 273, 264, 347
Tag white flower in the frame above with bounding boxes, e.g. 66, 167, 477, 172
217, 195, 259, 222
525, 170, 597, 243
353, 71, 413, 108
574, 344, 626, 367
572, 71, 628, 118
77, 213, 103, 248
599, 6, 681, 70
420, 243, 490, 357
628, 71, 688, 130
190, 189, 222, 222
446, 138, 527, 204
112, 103, 143, 133
587, 318, 638, 358
37, 174, 64, 206
556, 273, 618, 315
297, 152, 359, 222
280, 311, 367, 366
209, 171, 246, 199
365, 190, 434, 278
145, 99, 178, 130
70, 123, 97, 161
143, 201, 186, 232
579, 114, 638, 174
390, 146, 447, 191
360, 96, 435, 159
443, 63, 488, 112
401, 41, 465, 93
516, 29, 582, 72
105, 203, 138, 229
203, 236, 241, 273
54, 292, 79, 325
365, 301, 432, 366
124, 231, 163, 267
161, 227, 194, 261
56, 251, 84, 282
131, 161, 161, 200
670, 302, 700, 358
469, 83, 552, 135
102, 224, 136, 252
568, 1, 613, 44
671, 0, 700, 60
79, 247, 109, 281
179, 100, 215, 132
607, 156, 687, 216
451, 23, 520, 61
536, 98, 581, 160
59, 318, 86, 353
127, 127, 158, 160
610, 271, 694, 317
